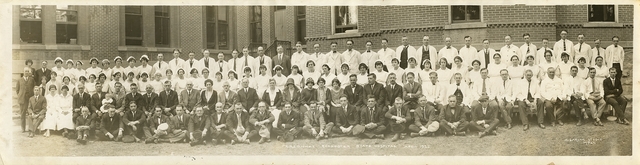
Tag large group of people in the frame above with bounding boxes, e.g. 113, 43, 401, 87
16, 30, 629, 147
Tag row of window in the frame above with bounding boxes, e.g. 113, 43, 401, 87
17, 5, 618, 47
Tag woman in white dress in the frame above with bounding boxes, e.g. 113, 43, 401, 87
56, 85, 75, 138
107, 72, 123, 94
64, 59, 78, 84
523, 55, 542, 80
227, 71, 241, 92
75, 60, 86, 82
98, 73, 110, 93
287, 65, 304, 90
194, 68, 208, 91
450, 56, 469, 84
593, 56, 610, 83
272, 65, 288, 91
255, 65, 271, 99
85, 74, 97, 95
388, 58, 405, 85
45, 72, 62, 96
188, 68, 201, 90
557, 52, 575, 80
40, 84, 58, 137
335, 63, 351, 89
435, 58, 453, 84
61, 76, 77, 96
507, 55, 524, 80
318, 64, 336, 86
212, 72, 225, 93
137, 72, 151, 95
151, 73, 165, 94
173, 69, 188, 94
468, 60, 482, 86
122, 71, 138, 93
76, 76, 88, 94
404, 57, 421, 83
356, 63, 369, 86
576, 57, 589, 79
241, 66, 258, 90
538, 50, 558, 80
85, 58, 102, 78
487, 53, 507, 81
303, 61, 321, 85
372, 61, 389, 85
418, 59, 433, 84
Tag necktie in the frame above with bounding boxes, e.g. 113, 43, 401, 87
205, 59, 209, 68
503, 80, 506, 88
400, 46, 408, 69
527, 81, 533, 100
370, 108, 374, 122
234, 58, 237, 70
397, 108, 401, 117
592, 78, 596, 92
158, 62, 161, 68
260, 56, 264, 65
245, 88, 248, 94
219, 63, 223, 72
527, 44, 530, 54
35, 95, 38, 101
484, 49, 490, 68
25, 77, 27, 81
190, 60, 194, 67
244, 55, 248, 67
482, 79, 487, 94
579, 43, 582, 52
597, 48, 600, 56
563, 39, 566, 51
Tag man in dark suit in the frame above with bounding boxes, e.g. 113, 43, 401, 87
75, 107, 93, 144
144, 106, 186, 144
142, 84, 158, 115
332, 96, 360, 137
209, 103, 229, 144
90, 83, 107, 114
409, 96, 439, 137
384, 73, 403, 108
249, 102, 275, 144
73, 84, 92, 122
189, 107, 211, 146
17, 67, 36, 132
303, 101, 333, 140
124, 83, 144, 112
96, 105, 124, 141
272, 45, 292, 76
237, 78, 260, 112
274, 102, 302, 142
34, 61, 51, 86
344, 74, 364, 107
358, 97, 386, 139
123, 102, 146, 141
179, 80, 201, 114
27, 86, 46, 137
225, 103, 254, 144
603, 68, 629, 125
199, 79, 218, 115
403, 72, 422, 110
363, 73, 387, 108
170, 105, 191, 142
218, 81, 237, 112
159, 81, 179, 116
386, 97, 412, 142
439, 95, 469, 136
470, 96, 500, 138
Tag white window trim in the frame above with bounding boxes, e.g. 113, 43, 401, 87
330, 6, 359, 34
448, 5, 483, 24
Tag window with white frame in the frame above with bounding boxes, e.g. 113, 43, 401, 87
451, 5, 481, 23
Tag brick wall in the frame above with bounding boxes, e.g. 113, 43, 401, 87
306, 6, 332, 37
236, 6, 250, 47
359, 6, 449, 33
618, 5, 633, 23
483, 5, 556, 23
262, 6, 275, 45
179, 6, 204, 58
280, 7, 297, 43
556, 5, 588, 23
486, 26, 556, 43
89, 6, 120, 60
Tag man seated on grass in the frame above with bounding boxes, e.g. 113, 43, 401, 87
224, 103, 254, 145
144, 106, 186, 144
409, 96, 439, 137
357, 96, 386, 139
123, 101, 146, 142
75, 107, 93, 144
209, 102, 229, 145
470, 95, 500, 138
96, 105, 123, 141
249, 102, 275, 144
170, 105, 191, 143
439, 95, 469, 136
386, 97, 412, 142
303, 101, 333, 140
189, 107, 211, 146
274, 102, 303, 143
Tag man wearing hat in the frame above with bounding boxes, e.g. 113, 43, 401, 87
303, 101, 332, 140
124, 56, 139, 79
385, 97, 412, 142
274, 102, 302, 142
358, 96, 386, 139
188, 107, 211, 146
344, 74, 365, 107
17, 67, 36, 132
249, 102, 275, 144
409, 96, 439, 137
86, 57, 102, 79
51, 57, 66, 81
470, 95, 500, 138
152, 53, 170, 78
224, 103, 254, 144
363, 73, 387, 108
34, 61, 51, 86
237, 78, 260, 113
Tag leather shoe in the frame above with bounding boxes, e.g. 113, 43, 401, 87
391, 134, 399, 142
557, 120, 564, 126
523, 124, 529, 131
507, 124, 512, 129
623, 119, 630, 125
550, 122, 556, 127
538, 124, 546, 129
258, 137, 266, 144
576, 120, 583, 126
478, 132, 486, 138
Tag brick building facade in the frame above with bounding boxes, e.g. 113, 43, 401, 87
12, 5, 633, 70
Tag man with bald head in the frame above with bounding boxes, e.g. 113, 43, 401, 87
180, 80, 201, 114
438, 37, 458, 66
209, 102, 229, 144
142, 84, 159, 115
237, 78, 260, 112
499, 35, 520, 66
218, 81, 238, 112
540, 67, 565, 127
73, 83, 91, 122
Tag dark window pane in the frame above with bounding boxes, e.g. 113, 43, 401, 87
56, 24, 77, 44
206, 22, 216, 49
20, 21, 42, 43
125, 15, 142, 38
125, 6, 142, 14
451, 5, 480, 23
206, 6, 215, 22
155, 6, 169, 17
589, 5, 615, 22
467, 6, 480, 20
218, 24, 228, 49
275, 6, 285, 10
297, 6, 305, 15
155, 17, 170, 46
451, 6, 467, 21
250, 6, 262, 43
297, 20, 306, 44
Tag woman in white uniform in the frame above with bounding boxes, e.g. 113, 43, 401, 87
40, 85, 59, 137
318, 64, 337, 86
255, 65, 271, 99
287, 65, 305, 90
272, 65, 288, 91
356, 63, 369, 86
227, 71, 241, 92
507, 55, 524, 80
418, 59, 434, 84
435, 58, 453, 84
522, 55, 542, 80
56, 85, 75, 138
335, 63, 351, 89
372, 61, 388, 85
85, 74, 97, 95
468, 60, 482, 86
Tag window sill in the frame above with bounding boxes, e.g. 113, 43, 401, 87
444, 22, 487, 30
326, 31, 362, 39
13, 44, 90, 50
117, 46, 178, 52
583, 22, 623, 28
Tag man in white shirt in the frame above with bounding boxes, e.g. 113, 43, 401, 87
516, 69, 544, 130
326, 42, 343, 75
168, 49, 186, 74
360, 41, 379, 72
445, 73, 472, 117
228, 48, 248, 73
342, 40, 361, 74
415, 35, 438, 69
395, 36, 417, 69
470, 68, 498, 109
499, 35, 520, 66
582, 67, 606, 126
458, 36, 478, 67
536, 38, 553, 65
152, 53, 170, 78
438, 37, 458, 67
214, 52, 228, 79
185, 51, 199, 73
197, 49, 216, 73
253, 46, 272, 77
423, 72, 446, 110
540, 67, 565, 127
307, 43, 326, 72
377, 38, 396, 68
291, 42, 309, 73
573, 34, 592, 65
605, 36, 624, 80
520, 33, 537, 65
553, 30, 575, 63
476, 39, 496, 69
590, 39, 606, 67
493, 69, 514, 129
563, 66, 587, 126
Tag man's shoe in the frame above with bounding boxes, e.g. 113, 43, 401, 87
230, 140, 236, 145
410, 133, 419, 137
523, 124, 529, 131
623, 119, 630, 125
550, 122, 556, 127
258, 137, 266, 144
507, 124, 512, 129
479, 132, 486, 138
277, 136, 284, 142
454, 131, 466, 136
62, 132, 68, 138
189, 142, 197, 147
391, 134, 399, 142
576, 120, 583, 126
539, 124, 546, 129
557, 120, 564, 126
